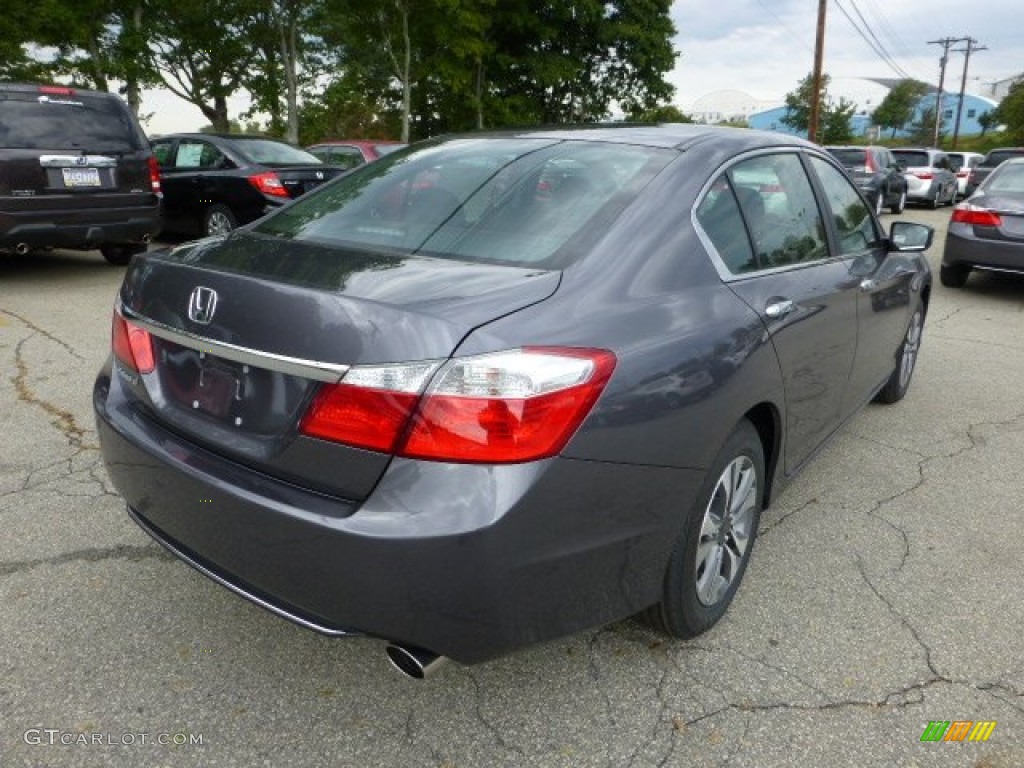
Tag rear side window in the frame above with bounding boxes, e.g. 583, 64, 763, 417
695, 178, 757, 274
986, 164, 1024, 193
0, 95, 139, 151
254, 138, 674, 269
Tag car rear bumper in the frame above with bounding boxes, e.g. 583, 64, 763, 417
0, 201, 161, 249
94, 365, 699, 664
944, 226, 1024, 273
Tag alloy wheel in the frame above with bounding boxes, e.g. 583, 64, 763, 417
695, 456, 758, 606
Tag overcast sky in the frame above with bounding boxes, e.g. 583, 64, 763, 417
143, 0, 1024, 135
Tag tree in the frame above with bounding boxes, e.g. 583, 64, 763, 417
782, 72, 856, 141
821, 97, 856, 143
781, 72, 825, 134
977, 110, 996, 137
148, 0, 260, 132
872, 79, 929, 138
906, 106, 941, 145
992, 79, 1024, 143
628, 104, 692, 123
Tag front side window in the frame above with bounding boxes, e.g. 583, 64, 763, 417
726, 154, 828, 269
809, 156, 879, 255
173, 141, 224, 170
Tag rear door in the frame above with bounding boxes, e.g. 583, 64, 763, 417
702, 151, 860, 472
0, 87, 151, 211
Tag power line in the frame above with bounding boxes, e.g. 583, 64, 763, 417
833, 0, 912, 80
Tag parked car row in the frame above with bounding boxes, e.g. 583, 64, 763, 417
1, 81, 405, 261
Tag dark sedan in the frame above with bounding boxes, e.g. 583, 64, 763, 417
942, 158, 1024, 287
94, 125, 934, 677
967, 147, 1024, 195
306, 140, 407, 170
151, 133, 345, 237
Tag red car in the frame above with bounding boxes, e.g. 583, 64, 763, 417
306, 140, 407, 170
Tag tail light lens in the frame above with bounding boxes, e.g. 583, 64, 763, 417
951, 202, 1002, 227
147, 156, 162, 195
248, 171, 289, 198
38, 85, 75, 96
913, 172, 934, 180
111, 310, 155, 374
300, 348, 616, 463
300, 362, 438, 453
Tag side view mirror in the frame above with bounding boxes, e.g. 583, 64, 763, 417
888, 221, 934, 252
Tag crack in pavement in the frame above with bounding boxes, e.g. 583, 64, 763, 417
927, 332, 1024, 352
0, 543, 172, 577
0, 307, 86, 362
13, 336, 97, 451
459, 666, 527, 759
759, 496, 818, 537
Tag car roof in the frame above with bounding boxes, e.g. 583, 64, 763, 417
434, 123, 818, 153
310, 139, 405, 147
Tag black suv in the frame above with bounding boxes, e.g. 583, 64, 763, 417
968, 147, 1024, 195
0, 82, 161, 265
824, 145, 908, 215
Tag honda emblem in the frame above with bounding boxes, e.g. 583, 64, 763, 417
187, 286, 218, 325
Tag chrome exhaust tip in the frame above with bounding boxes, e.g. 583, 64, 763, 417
15, 243, 30, 255
385, 643, 446, 679
141, 234, 152, 244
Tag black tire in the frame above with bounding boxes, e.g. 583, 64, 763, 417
203, 204, 237, 237
644, 419, 765, 639
940, 263, 970, 288
890, 188, 907, 215
875, 307, 923, 404
100, 244, 144, 266
888, 185, 905, 211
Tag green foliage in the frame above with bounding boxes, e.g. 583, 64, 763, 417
992, 79, 1024, 143
872, 79, 930, 138
627, 104, 693, 123
977, 110, 996, 137
781, 73, 826, 133
906, 106, 942, 145
821, 97, 856, 144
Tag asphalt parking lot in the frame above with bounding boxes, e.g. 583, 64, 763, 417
2, 206, 1022, 767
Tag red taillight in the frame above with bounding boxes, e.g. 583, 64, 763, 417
951, 203, 1002, 227
913, 172, 934, 180
248, 171, 289, 198
111, 311, 155, 374
39, 85, 75, 96
147, 156, 162, 195
299, 348, 616, 463
300, 385, 420, 453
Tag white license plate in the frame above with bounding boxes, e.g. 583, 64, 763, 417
62, 168, 101, 187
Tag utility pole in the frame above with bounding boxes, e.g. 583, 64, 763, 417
927, 38, 958, 147
951, 38, 987, 149
808, 0, 827, 143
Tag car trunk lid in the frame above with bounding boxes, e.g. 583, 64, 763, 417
262, 165, 346, 198
115, 232, 560, 499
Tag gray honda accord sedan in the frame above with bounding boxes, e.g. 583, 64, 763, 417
94, 125, 934, 677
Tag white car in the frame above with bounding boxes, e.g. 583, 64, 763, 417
947, 151, 984, 196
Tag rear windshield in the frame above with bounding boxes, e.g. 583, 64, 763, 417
985, 150, 1024, 167
0, 94, 139, 151
826, 148, 866, 167
230, 138, 321, 166
892, 150, 929, 168
374, 143, 406, 156
985, 163, 1024, 193
253, 138, 674, 269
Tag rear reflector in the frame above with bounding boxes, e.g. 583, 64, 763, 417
951, 202, 1002, 227
112, 310, 155, 374
248, 171, 289, 198
299, 348, 616, 463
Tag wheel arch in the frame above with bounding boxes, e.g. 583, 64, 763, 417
742, 401, 782, 507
